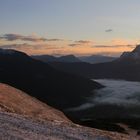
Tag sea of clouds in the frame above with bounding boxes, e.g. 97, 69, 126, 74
68, 79, 140, 112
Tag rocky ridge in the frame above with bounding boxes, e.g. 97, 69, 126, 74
0, 83, 136, 140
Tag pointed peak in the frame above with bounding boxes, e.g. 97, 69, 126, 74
0, 48, 16, 55
120, 52, 130, 58
133, 44, 140, 53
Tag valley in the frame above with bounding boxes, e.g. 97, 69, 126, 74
66, 79, 140, 134
1, 1, 140, 139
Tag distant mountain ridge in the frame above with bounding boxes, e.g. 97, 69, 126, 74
48, 45, 140, 132
0, 48, 103, 110
79, 55, 117, 64
32, 54, 81, 63
49, 44, 140, 81
32, 54, 117, 64
117, 45, 140, 64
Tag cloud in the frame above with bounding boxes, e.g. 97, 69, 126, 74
67, 79, 140, 117
76, 40, 93, 44
0, 44, 44, 51
91, 79, 140, 107
0, 34, 62, 42
47, 38, 63, 41
0, 42, 134, 57
105, 29, 113, 32
0, 43, 65, 55
0, 35, 138, 56
69, 40, 94, 47
111, 39, 137, 46
69, 43, 81, 47
93, 44, 134, 48
0, 34, 46, 42
0, 43, 62, 50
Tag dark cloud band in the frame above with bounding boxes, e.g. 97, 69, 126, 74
0, 34, 62, 42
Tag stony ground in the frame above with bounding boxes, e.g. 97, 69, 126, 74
0, 83, 70, 123
0, 83, 139, 140
0, 111, 137, 140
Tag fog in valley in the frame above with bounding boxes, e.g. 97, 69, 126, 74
68, 79, 140, 118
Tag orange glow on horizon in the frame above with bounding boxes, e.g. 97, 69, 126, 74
0, 37, 138, 56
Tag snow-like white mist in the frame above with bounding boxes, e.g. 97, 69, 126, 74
68, 79, 140, 113
92, 79, 140, 107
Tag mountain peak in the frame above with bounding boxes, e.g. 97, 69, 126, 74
119, 45, 140, 63
59, 55, 81, 62
33, 54, 81, 63
133, 44, 140, 53
0, 48, 28, 57
0, 48, 16, 55
0, 48, 32, 63
120, 52, 130, 58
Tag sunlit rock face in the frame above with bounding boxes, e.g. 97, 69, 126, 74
133, 45, 140, 53
119, 45, 140, 63
0, 83, 70, 122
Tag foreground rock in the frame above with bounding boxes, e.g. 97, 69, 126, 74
0, 112, 135, 140
0, 83, 69, 122
0, 48, 103, 109
0, 83, 137, 140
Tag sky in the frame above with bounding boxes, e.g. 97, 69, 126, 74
0, 0, 140, 56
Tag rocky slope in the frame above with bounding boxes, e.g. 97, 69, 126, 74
0, 83, 136, 140
0, 48, 103, 109
0, 83, 69, 122
0, 111, 135, 140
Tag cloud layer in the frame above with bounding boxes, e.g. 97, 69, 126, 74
0, 33, 138, 56
68, 79, 140, 113
0, 34, 62, 42
69, 40, 94, 47
0, 34, 46, 42
105, 29, 113, 32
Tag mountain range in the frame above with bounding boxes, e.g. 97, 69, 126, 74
79, 55, 117, 64
0, 48, 103, 111
1, 47, 140, 138
49, 45, 140, 81
47, 45, 140, 134
32, 54, 81, 63
32, 54, 117, 64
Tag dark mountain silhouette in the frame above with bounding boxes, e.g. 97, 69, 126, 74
0, 48, 103, 110
79, 55, 117, 64
59, 55, 81, 62
116, 44, 140, 64
32, 54, 58, 62
32, 54, 81, 63
33, 54, 117, 64
49, 45, 140, 81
